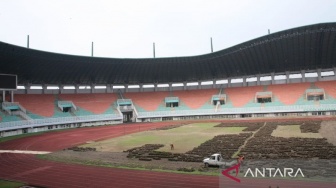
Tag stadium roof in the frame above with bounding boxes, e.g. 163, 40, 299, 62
0, 22, 336, 85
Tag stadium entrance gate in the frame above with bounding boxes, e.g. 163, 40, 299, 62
122, 111, 133, 123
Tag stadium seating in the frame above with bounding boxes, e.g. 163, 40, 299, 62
2, 81, 335, 122
15, 94, 55, 117
267, 83, 311, 105
0, 110, 21, 122
124, 91, 168, 111
315, 81, 336, 98
59, 94, 118, 114
172, 89, 218, 109
224, 86, 264, 107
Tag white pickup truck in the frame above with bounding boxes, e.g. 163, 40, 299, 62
203, 153, 236, 167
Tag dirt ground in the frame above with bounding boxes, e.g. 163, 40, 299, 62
320, 121, 336, 145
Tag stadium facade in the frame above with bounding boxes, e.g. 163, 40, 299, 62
1, 23, 336, 137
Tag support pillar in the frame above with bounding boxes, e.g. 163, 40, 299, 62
183, 82, 187, 90
42, 84, 46, 94
257, 75, 261, 85
228, 79, 232, 87
301, 70, 306, 82
11, 91, 14, 102
75, 84, 79, 94
198, 81, 201, 89
154, 83, 158, 92
2, 91, 5, 102
125, 85, 128, 93
59, 85, 63, 94
243, 77, 247, 87
271, 72, 275, 85
317, 68, 322, 81
91, 84, 95, 94
140, 84, 144, 92
213, 79, 216, 88
24, 85, 28, 94
285, 71, 290, 84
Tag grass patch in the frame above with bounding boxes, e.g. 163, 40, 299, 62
0, 180, 25, 188
82, 122, 245, 153
36, 154, 218, 176
272, 125, 323, 138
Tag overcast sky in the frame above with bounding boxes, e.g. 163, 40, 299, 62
0, 0, 335, 58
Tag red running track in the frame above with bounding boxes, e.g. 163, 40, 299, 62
1, 121, 336, 188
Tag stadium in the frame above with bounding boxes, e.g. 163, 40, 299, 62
1, 13, 336, 188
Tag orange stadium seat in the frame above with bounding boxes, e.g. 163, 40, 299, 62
225, 86, 263, 107
15, 94, 55, 117
173, 89, 218, 109
267, 82, 310, 105
315, 81, 336, 98
59, 94, 118, 114
124, 91, 168, 111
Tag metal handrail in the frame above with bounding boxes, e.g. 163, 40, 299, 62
137, 104, 336, 118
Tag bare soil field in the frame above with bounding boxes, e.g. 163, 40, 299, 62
320, 121, 336, 145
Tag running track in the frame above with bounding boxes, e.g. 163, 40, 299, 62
0, 121, 335, 188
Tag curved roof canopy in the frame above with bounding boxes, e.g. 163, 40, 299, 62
0, 23, 336, 85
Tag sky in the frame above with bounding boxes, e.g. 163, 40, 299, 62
0, 0, 335, 58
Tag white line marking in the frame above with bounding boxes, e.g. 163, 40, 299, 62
0, 150, 51, 154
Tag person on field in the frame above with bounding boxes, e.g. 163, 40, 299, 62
170, 144, 174, 150
237, 155, 244, 164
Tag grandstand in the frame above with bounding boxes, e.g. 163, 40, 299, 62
1, 22, 336, 137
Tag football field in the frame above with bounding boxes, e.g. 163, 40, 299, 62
82, 122, 246, 153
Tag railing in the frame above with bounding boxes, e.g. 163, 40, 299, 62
165, 97, 179, 103
57, 101, 77, 111
256, 91, 272, 96
212, 94, 226, 100
306, 88, 324, 93
1, 102, 19, 108
215, 101, 220, 112
1, 104, 12, 115
12, 111, 32, 120
0, 113, 122, 131
137, 104, 336, 118
1, 102, 27, 113
132, 104, 139, 117
117, 99, 132, 103
118, 89, 124, 99
116, 106, 123, 116
2, 104, 336, 131
117, 99, 132, 106
2, 102, 13, 115
119, 105, 133, 111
